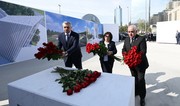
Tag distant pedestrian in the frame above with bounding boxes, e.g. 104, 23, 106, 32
176, 30, 180, 44
176, 31, 178, 44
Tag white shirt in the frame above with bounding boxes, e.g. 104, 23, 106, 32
103, 41, 109, 61
65, 32, 71, 41
104, 41, 109, 47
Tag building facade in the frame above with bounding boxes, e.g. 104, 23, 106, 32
150, 0, 180, 25
167, 0, 180, 21
114, 6, 122, 26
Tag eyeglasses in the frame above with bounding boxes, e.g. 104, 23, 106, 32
64, 26, 70, 28
105, 36, 110, 37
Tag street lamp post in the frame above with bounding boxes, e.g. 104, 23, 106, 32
145, 0, 147, 34
127, 6, 130, 25
149, 0, 151, 26
58, 4, 61, 14
127, 6, 129, 25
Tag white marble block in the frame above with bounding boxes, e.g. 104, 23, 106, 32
8, 67, 134, 106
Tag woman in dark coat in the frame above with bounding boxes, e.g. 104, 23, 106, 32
99, 32, 117, 73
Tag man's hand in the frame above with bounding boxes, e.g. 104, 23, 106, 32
62, 51, 68, 57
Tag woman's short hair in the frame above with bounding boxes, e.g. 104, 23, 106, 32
103, 32, 113, 41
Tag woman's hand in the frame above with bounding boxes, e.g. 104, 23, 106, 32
107, 51, 113, 55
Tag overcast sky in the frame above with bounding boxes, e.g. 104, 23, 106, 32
1, 0, 170, 25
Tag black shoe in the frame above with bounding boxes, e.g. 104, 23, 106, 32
140, 99, 145, 106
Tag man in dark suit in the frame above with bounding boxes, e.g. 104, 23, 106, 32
99, 32, 117, 73
122, 25, 149, 106
58, 21, 82, 69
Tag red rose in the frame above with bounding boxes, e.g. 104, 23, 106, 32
34, 52, 45, 59
76, 84, 82, 89
47, 49, 53, 54
84, 77, 90, 82
37, 47, 45, 52
86, 73, 92, 78
92, 71, 101, 78
74, 86, 81, 93
81, 82, 86, 88
83, 81, 90, 88
90, 77, 97, 83
86, 43, 92, 53
67, 89, 73, 95
96, 72, 101, 77
58, 50, 63, 54
92, 71, 98, 77
93, 43, 100, 49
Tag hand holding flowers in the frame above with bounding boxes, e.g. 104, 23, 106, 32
86, 43, 122, 62
34, 42, 63, 60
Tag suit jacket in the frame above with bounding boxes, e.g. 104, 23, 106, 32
58, 31, 82, 61
122, 35, 149, 71
99, 41, 117, 62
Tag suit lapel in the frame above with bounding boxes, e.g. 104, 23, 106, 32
63, 33, 66, 42
132, 35, 140, 46
127, 38, 132, 48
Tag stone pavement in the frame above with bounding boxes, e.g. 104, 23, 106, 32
83, 42, 180, 106
1, 42, 180, 106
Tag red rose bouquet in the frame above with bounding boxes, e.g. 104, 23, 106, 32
34, 42, 63, 61
52, 67, 101, 95
122, 46, 143, 68
86, 43, 122, 62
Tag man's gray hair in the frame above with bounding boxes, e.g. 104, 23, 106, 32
129, 24, 137, 31
62, 21, 72, 27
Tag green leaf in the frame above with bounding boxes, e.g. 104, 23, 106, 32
55, 79, 60, 82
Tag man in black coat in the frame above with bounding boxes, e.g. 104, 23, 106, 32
58, 21, 82, 69
122, 25, 149, 106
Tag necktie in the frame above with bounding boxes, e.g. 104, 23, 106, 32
132, 37, 135, 43
65, 33, 68, 41
130, 38, 134, 46
66, 33, 70, 46
67, 33, 71, 42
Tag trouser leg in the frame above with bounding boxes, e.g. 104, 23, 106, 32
64, 57, 72, 68
100, 61, 112, 73
137, 70, 146, 99
130, 69, 139, 96
130, 69, 146, 99
73, 57, 82, 69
